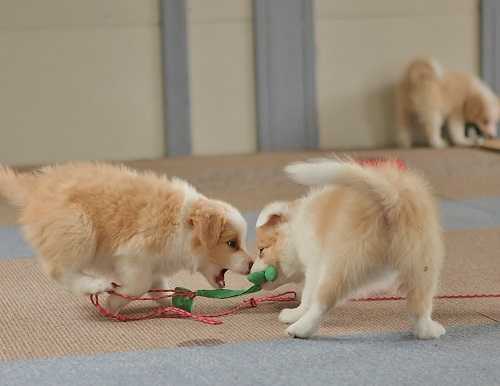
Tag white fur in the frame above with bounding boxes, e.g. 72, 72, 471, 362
285, 160, 343, 186
286, 159, 400, 211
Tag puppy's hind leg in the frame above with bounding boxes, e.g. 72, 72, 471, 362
406, 285, 445, 339
397, 126, 412, 149
402, 249, 445, 339
61, 271, 113, 295
40, 257, 112, 296
32, 209, 112, 296
395, 102, 413, 148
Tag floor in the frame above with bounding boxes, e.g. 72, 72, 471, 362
0, 148, 499, 385
2, 325, 500, 386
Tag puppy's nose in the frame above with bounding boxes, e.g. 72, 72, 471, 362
247, 261, 254, 274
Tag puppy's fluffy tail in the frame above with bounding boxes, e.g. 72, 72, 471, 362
285, 159, 410, 218
405, 57, 443, 85
0, 165, 35, 206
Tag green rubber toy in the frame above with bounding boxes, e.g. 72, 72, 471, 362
248, 265, 278, 284
172, 266, 278, 312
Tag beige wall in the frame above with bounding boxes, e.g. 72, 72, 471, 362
0, 0, 164, 166
315, 0, 480, 149
0, 1, 481, 164
187, 0, 257, 155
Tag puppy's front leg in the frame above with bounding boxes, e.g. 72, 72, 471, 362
286, 268, 348, 339
279, 266, 318, 324
448, 117, 475, 146
106, 261, 153, 314
286, 302, 329, 339
422, 112, 447, 148
150, 276, 172, 307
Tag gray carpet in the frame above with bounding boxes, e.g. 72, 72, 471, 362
439, 199, 500, 230
0, 227, 33, 258
1, 324, 499, 386
3, 198, 500, 259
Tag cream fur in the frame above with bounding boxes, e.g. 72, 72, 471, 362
0, 162, 252, 314
396, 57, 500, 148
253, 159, 445, 340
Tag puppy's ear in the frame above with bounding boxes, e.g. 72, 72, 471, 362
190, 209, 225, 248
464, 94, 482, 120
256, 201, 289, 228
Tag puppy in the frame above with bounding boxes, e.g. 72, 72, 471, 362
0, 162, 253, 313
252, 159, 445, 339
396, 57, 499, 148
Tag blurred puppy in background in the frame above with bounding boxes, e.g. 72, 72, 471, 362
396, 57, 499, 148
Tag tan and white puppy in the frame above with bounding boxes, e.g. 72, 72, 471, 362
252, 159, 445, 340
396, 57, 500, 148
0, 163, 253, 313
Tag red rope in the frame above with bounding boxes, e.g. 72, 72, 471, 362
357, 158, 407, 170
90, 287, 500, 325
353, 293, 500, 302
199, 291, 297, 319
90, 289, 297, 325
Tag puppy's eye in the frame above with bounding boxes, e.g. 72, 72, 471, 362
258, 248, 264, 257
226, 239, 238, 249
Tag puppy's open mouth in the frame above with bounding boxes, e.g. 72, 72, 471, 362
215, 269, 228, 288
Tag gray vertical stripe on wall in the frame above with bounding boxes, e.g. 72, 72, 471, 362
481, 0, 500, 93
253, 0, 318, 151
160, 0, 192, 156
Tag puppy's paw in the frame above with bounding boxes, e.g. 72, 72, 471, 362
414, 319, 446, 340
286, 319, 318, 339
279, 307, 305, 324
105, 295, 125, 315
154, 296, 172, 307
91, 279, 114, 294
150, 279, 172, 306
430, 138, 449, 149
73, 278, 113, 295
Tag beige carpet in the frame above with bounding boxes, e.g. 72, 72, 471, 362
0, 229, 499, 361
127, 147, 500, 209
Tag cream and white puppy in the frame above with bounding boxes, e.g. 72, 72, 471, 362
396, 57, 499, 148
0, 163, 253, 313
252, 159, 445, 339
